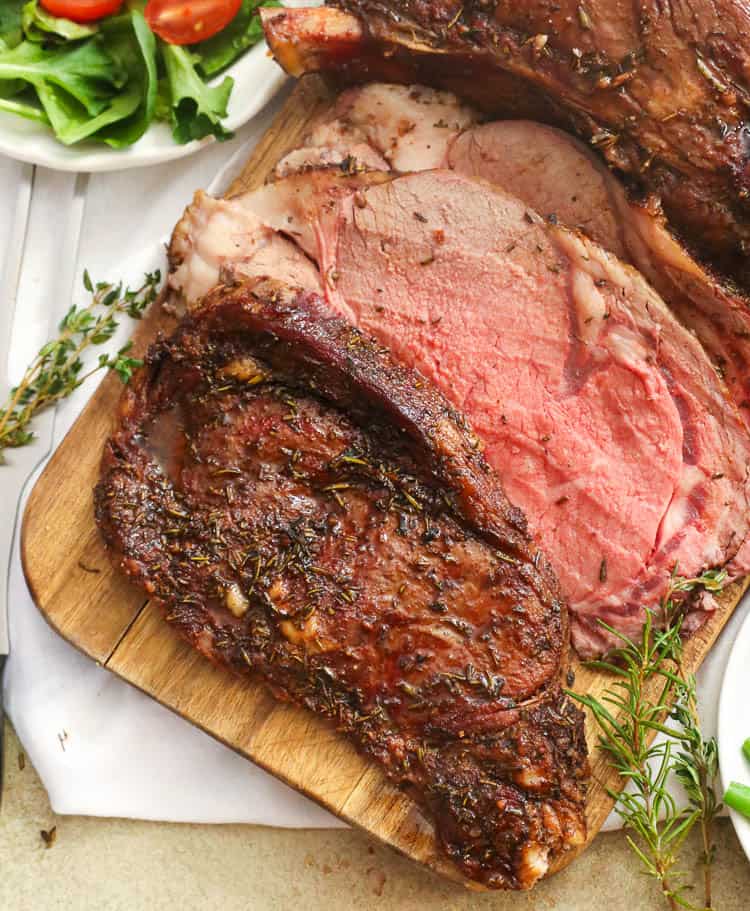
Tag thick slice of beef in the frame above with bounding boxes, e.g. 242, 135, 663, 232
449, 121, 630, 260
446, 120, 750, 575
95, 278, 588, 890
169, 190, 323, 308
168, 172, 393, 308
244, 86, 750, 582
261, 5, 750, 287
448, 120, 750, 419
241, 84, 750, 444
166, 164, 750, 655
319, 170, 750, 655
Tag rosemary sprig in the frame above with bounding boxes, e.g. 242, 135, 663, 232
0, 270, 161, 463
571, 568, 726, 911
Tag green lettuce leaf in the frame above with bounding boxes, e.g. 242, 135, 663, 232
192, 0, 279, 78
161, 41, 232, 144
35, 11, 156, 146
0, 37, 125, 116
22, 0, 97, 44
35, 76, 138, 140
0, 0, 24, 50
95, 10, 156, 147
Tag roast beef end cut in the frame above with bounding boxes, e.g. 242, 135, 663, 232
95, 279, 589, 890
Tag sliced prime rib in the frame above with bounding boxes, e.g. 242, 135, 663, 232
321, 169, 750, 654
247, 84, 750, 575
167, 158, 750, 656
95, 278, 589, 890
255, 85, 750, 431
447, 121, 750, 420
261, 5, 750, 287
444, 118, 750, 573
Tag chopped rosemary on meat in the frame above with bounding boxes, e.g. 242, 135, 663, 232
0, 270, 160, 463
571, 568, 726, 911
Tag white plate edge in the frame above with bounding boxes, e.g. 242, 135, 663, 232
718, 604, 750, 859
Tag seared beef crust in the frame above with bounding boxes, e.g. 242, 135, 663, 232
95, 279, 588, 889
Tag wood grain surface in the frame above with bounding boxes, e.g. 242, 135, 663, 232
20, 75, 750, 891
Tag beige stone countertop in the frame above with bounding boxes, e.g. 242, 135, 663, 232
1, 721, 749, 910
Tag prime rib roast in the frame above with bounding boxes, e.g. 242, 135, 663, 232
166, 84, 750, 657
260, 3, 750, 288
96, 20, 750, 888
95, 279, 589, 889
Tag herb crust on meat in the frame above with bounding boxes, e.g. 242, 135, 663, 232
95, 278, 589, 890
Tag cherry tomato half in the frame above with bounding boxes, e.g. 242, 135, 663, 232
39, 0, 124, 23
144, 0, 242, 45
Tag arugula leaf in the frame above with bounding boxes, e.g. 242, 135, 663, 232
193, 0, 279, 78
22, 0, 97, 44
0, 38, 125, 117
96, 10, 157, 147
35, 76, 138, 141
0, 0, 24, 50
30, 11, 156, 146
161, 41, 233, 144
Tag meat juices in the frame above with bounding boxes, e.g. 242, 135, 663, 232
95, 280, 589, 890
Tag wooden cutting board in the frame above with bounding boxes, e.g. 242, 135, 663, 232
21, 75, 750, 890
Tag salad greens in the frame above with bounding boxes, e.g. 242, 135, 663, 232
193, 0, 278, 78
161, 42, 231, 144
22, 1, 97, 43
0, 0, 277, 147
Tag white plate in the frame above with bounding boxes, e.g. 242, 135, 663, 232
718, 606, 750, 861
0, 40, 287, 172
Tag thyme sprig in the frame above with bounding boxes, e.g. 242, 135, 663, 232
0, 270, 160, 463
572, 568, 726, 911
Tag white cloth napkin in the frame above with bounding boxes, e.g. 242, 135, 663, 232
3, 96, 748, 831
